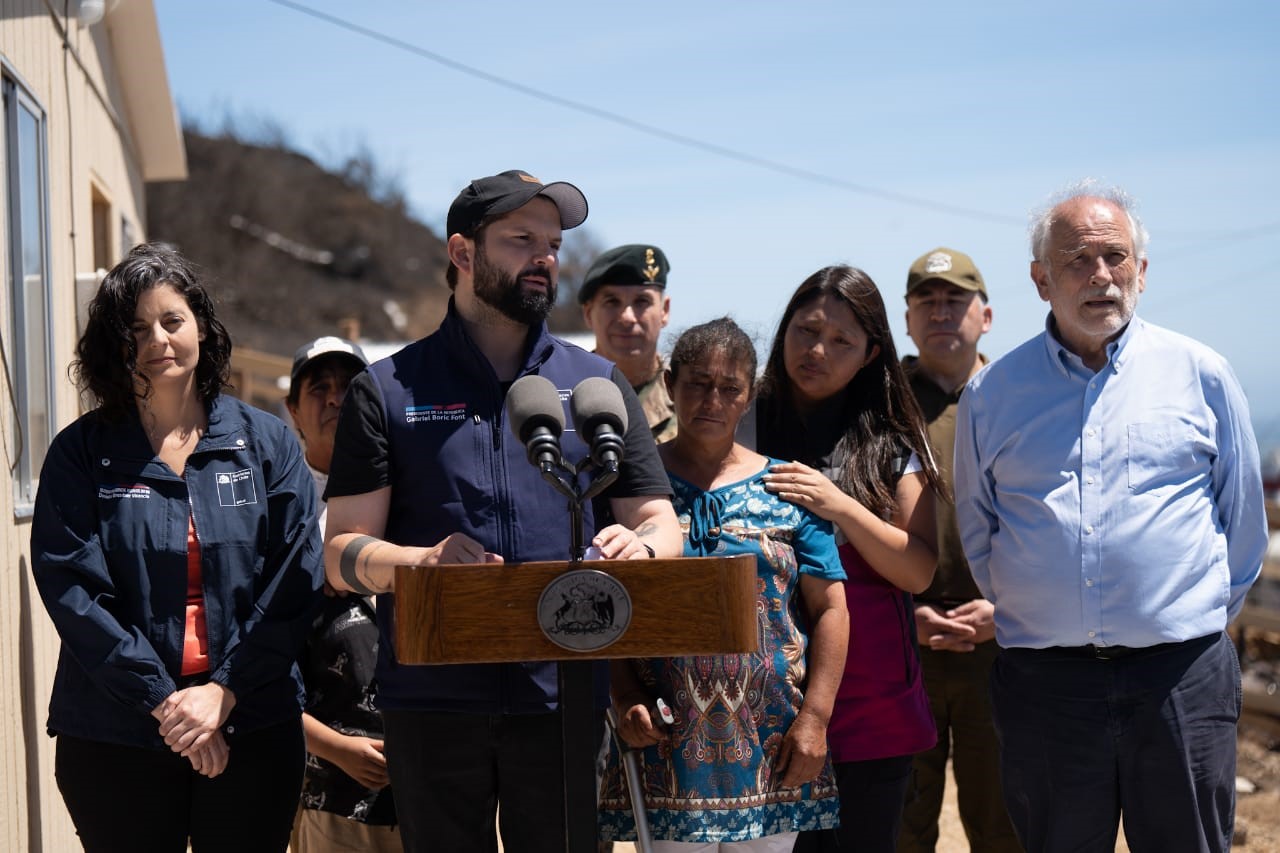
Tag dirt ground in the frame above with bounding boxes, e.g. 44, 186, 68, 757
1232, 718, 1280, 852
1231, 627, 1280, 852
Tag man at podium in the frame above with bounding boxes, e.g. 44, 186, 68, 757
321, 170, 681, 853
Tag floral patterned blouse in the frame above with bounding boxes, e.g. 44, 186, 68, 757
599, 459, 845, 843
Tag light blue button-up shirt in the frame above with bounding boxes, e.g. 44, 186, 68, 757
954, 315, 1267, 650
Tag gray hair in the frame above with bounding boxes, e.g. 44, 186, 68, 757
1029, 179, 1150, 262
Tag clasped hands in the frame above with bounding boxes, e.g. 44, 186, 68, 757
151, 681, 237, 778
915, 600, 996, 652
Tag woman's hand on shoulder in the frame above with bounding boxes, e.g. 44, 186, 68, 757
153, 682, 237, 755
763, 461, 850, 521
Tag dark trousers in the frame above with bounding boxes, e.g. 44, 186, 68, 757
384, 708, 601, 853
898, 641, 1020, 853
793, 754, 914, 853
990, 632, 1240, 853
54, 717, 305, 853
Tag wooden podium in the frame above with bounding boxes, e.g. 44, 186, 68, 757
395, 555, 757, 663
394, 555, 758, 852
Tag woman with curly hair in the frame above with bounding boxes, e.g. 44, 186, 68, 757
31, 243, 322, 851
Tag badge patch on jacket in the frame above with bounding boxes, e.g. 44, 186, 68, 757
404, 403, 467, 423
216, 469, 259, 506
97, 484, 151, 500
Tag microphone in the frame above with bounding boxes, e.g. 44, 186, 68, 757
506, 375, 565, 470
570, 377, 628, 472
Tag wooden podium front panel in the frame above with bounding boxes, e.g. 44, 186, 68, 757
394, 555, 758, 665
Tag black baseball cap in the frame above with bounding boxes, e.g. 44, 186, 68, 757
446, 170, 588, 237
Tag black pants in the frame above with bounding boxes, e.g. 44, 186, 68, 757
384, 708, 606, 853
54, 717, 304, 853
990, 632, 1240, 853
793, 754, 914, 853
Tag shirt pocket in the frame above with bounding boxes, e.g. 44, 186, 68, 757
1126, 421, 1197, 494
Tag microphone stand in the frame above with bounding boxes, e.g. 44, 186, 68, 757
536, 460, 587, 562
536, 457, 618, 563
509, 377, 631, 850
535, 453, 622, 851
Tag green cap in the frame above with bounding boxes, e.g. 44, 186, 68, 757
578, 244, 670, 304
906, 247, 986, 298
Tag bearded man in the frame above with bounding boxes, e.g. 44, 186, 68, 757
323, 170, 680, 852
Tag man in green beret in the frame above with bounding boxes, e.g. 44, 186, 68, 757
579, 244, 676, 443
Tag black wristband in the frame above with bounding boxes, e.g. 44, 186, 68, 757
339, 535, 379, 595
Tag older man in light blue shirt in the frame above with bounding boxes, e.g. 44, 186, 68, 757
954, 181, 1266, 853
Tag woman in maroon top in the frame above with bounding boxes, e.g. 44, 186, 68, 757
746, 265, 944, 853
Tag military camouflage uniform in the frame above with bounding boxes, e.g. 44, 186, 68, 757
635, 356, 676, 443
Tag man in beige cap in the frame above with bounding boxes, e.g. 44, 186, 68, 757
898, 248, 1020, 853
579, 244, 676, 443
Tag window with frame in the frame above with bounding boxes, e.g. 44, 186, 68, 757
3, 71, 53, 516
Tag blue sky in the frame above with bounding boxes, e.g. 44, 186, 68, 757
152, 1, 1280, 450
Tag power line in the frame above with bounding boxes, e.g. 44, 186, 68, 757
263, 0, 1023, 226
1160, 222, 1280, 257
1140, 260, 1273, 317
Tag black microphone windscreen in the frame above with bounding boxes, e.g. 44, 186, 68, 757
506, 375, 565, 442
570, 376, 629, 435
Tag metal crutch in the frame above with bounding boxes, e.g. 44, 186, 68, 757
605, 707, 656, 853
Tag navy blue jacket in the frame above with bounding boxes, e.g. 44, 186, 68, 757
31, 395, 324, 748
327, 303, 669, 713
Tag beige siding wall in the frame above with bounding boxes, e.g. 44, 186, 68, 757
1, 2, 155, 849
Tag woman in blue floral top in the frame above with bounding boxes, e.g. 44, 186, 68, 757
600, 317, 849, 851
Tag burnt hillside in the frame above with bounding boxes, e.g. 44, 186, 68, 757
146, 131, 452, 356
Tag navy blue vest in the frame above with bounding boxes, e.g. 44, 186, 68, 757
369, 306, 612, 712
